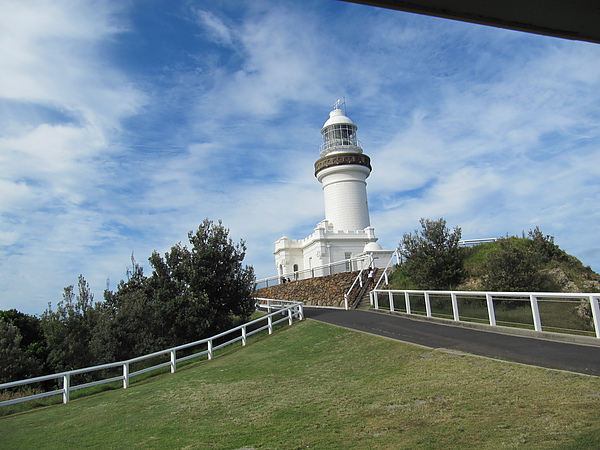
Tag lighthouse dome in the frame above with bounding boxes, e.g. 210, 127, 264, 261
322, 108, 355, 129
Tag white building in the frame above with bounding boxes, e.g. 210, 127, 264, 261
274, 102, 393, 279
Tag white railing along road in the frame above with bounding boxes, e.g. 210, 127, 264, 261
372, 289, 600, 338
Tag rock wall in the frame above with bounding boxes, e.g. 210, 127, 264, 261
254, 271, 362, 308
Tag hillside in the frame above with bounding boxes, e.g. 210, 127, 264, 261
389, 234, 600, 294
2, 320, 600, 448
458, 237, 600, 293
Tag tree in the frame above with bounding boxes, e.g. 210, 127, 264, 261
92, 258, 157, 362
41, 275, 99, 372
480, 238, 545, 292
399, 218, 464, 289
95, 219, 256, 360
147, 219, 255, 345
0, 309, 47, 373
527, 226, 568, 263
0, 320, 41, 383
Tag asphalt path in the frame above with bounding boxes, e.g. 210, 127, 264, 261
304, 308, 600, 376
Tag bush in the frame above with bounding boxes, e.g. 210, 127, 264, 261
399, 218, 464, 290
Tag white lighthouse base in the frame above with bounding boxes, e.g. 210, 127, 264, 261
274, 220, 394, 281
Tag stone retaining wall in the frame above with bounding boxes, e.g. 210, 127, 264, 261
254, 271, 362, 308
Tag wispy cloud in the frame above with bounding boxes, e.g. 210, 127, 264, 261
0, 0, 146, 313
194, 9, 234, 47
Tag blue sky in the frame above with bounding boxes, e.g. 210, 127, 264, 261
2, 0, 600, 315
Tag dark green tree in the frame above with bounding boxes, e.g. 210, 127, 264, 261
481, 238, 545, 292
0, 309, 48, 373
94, 220, 256, 361
0, 319, 42, 383
527, 226, 567, 262
148, 219, 255, 345
399, 218, 464, 289
41, 275, 99, 372
92, 259, 157, 362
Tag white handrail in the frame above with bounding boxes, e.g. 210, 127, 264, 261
345, 253, 401, 310
0, 300, 304, 407
371, 289, 600, 338
343, 255, 372, 310
372, 252, 398, 291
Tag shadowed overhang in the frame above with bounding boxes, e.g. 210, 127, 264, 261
341, 0, 600, 44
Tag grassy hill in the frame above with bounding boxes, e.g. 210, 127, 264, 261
2, 319, 600, 449
390, 235, 600, 294
459, 237, 600, 293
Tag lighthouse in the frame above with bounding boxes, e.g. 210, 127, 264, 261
274, 100, 392, 279
315, 102, 372, 232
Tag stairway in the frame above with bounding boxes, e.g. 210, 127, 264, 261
355, 289, 372, 310
351, 268, 378, 309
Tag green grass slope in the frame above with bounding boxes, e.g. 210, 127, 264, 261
2, 320, 600, 449
389, 236, 600, 293
460, 238, 600, 292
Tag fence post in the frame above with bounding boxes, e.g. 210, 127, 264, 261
123, 362, 130, 389
424, 292, 431, 317
485, 293, 496, 326
268, 315, 273, 335
242, 325, 247, 346
373, 291, 379, 309
404, 292, 411, 315
298, 303, 304, 320
208, 339, 213, 360
451, 292, 459, 321
170, 349, 177, 373
589, 296, 600, 339
288, 308, 293, 326
63, 373, 70, 404
344, 293, 349, 310
389, 291, 394, 312
530, 295, 542, 332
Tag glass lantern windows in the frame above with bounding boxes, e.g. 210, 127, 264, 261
321, 123, 358, 151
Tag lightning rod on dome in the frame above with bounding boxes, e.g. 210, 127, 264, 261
332, 97, 346, 112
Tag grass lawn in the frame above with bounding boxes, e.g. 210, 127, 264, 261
2, 319, 600, 449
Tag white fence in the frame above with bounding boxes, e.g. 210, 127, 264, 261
372, 289, 600, 338
0, 300, 303, 407
458, 238, 498, 247
255, 255, 372, 289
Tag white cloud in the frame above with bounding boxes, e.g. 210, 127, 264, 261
2, 0, 600, 315
194, 9, 234, 47
0, 0, 146, 314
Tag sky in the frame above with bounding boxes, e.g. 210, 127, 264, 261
1, 0, 600, 315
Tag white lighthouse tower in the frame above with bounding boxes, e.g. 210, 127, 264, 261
316, 100, 372, 232
274, 101, 392, 279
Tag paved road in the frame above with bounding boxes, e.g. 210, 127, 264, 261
304, 308, 600, 376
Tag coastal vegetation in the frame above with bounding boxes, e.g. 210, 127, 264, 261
0, 219, 255, 384
392, 219, 600, 294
